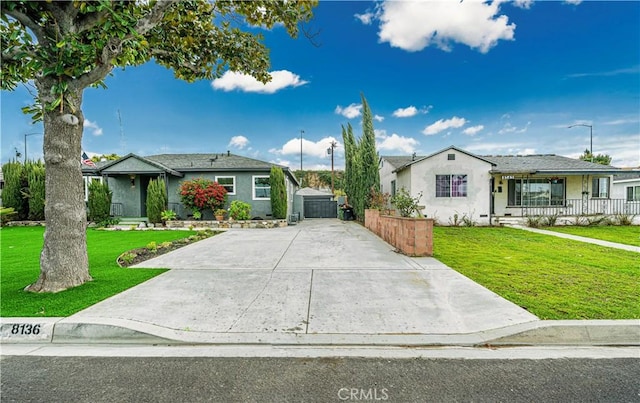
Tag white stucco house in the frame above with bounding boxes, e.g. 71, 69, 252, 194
380, 146, 638, 226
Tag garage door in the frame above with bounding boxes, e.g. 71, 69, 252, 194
304, 199, 338, 218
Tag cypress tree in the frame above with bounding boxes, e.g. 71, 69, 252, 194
354, 94, 380, 220
87, 180, 112, 223
1, 161, 26, 219
270, 166, 287, 219
25, 161, 46, 220
342, 123, 356, 206
146, 178, 167, 224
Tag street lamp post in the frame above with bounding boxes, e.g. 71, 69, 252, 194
24, 132, 43, 163
300, 130, 304, 172
568, 124, 593, 163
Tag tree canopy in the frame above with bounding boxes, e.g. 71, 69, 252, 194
1, 0, 317, 293
579, 149, 612, 166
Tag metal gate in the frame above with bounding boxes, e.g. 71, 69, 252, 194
303, 198, 337, 218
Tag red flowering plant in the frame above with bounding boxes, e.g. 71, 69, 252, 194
179, 178, 228, 217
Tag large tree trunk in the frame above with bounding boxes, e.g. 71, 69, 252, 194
25, 82, 92, 293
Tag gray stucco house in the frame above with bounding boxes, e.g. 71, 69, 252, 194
82, 152, 299, 220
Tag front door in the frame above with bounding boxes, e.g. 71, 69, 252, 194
140, 176, 151, 217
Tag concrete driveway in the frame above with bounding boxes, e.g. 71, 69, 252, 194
58, 219, 538, 344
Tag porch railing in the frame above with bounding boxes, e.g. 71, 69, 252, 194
521, 199, 639, 217
110, 203, 123, 217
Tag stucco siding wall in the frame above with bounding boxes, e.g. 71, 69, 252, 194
612, 179, 640, 199
379, 159, 398, 196
108, 176, 141, 217
410, 151, 492, 225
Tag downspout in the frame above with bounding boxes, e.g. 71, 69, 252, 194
489, 177, 494, 226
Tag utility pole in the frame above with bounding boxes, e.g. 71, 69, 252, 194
327, 140, 338, 195
300, 130, 304, 172
568, 124, 593, 163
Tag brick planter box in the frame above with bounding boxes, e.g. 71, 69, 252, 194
364, 209, 433, 256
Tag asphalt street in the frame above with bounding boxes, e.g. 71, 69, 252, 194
1, 355, 638, 402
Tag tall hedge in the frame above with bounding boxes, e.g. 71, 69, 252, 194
1, 161, 25, 219
87, 180, 112, 223
270, 166, 287, 219
25, 161, 46, 220
146, 178, 167, 223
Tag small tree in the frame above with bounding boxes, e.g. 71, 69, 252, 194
87, 181, 112, 223
25, 162, 46, 220
179, 178, 227, 216
270, 166, 287, 219
146, 178, 167, 224
391, 188, 423, 218
579, 149, 612, 165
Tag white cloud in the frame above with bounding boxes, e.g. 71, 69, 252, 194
84, 119, 103, 136
270, 136, 342, 159
564, 0, 582, 5
499, 121, 530, 134
393, 106, 418, 118
374, 114, 385, 122
211, 70, 308, 94
422, 116, 467, 136
228, 135, 249, 149
355, 11, 375, 25
465, 142, 536, 156
463, 125, 485, 136
376, 133, 419, 154
335, 103, 362, 119
373, 1, 515, 53
514, 0, 534, 9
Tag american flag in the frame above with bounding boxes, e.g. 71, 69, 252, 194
82, 152, 97, 167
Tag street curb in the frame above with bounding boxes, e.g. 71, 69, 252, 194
2, 318, 638, 347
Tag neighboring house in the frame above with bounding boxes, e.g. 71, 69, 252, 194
82, 152, 299, 220
613, 171, 640, 204
380, 145, 637, 225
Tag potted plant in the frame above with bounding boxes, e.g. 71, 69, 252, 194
215, 208, 227, 221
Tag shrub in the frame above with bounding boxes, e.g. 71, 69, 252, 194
88, 180, 112, 223
25, 162, 45, 220
146, 178, 167, 224
526, 215, 542, 228
369, 187, 390, 211
228, 200, 251, 220
1, 161, 26, 219
269, 166, 287, 219
0, 207, 17, 226
614, 213, 635, 226
161, 209, 177, 222
179, 178, 227, 215
390, 188, 422, 218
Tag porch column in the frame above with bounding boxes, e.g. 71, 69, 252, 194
582, 175, 589, 214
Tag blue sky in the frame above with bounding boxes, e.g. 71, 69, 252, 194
2, 0, 639, 169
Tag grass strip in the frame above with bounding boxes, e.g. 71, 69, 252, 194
433, 226, 639, 320
1, 227, 198, 317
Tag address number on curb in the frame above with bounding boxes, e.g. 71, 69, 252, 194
10, 323, 41, 335
1, 322, 51, 342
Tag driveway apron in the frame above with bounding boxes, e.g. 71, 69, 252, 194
63, 219, 537, 341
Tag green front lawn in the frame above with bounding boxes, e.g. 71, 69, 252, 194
1, 227, 197, 317
544, 225, 640, 247
433, 227, 639, 320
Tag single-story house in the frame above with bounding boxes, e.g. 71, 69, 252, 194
612, 172, 640, 202
82, 152, 299, 220
380, 145, 639, 225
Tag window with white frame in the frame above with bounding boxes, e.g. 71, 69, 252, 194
391, 180, 397, 196
592, 177, 609, 198
436, 174, 467, 198
83, 176, 103, 201
215, 176, 236, 195
627, 186, 640, 202
507, 178, 565, 206
253, 175, 270, 200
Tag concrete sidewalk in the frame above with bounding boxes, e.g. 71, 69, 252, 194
2, 220, 638, 346
508, 225, 640, 253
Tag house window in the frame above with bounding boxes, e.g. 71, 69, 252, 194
391, 180, 397, 196
215, 176, 235, 195
253, 175, 270, 200
447, 154, 455, 160
592, 177, 609, 198
626, 186, 640, 201
436, 174, 467, 197
83, 176, 103, 202
507, 178, 565, 206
